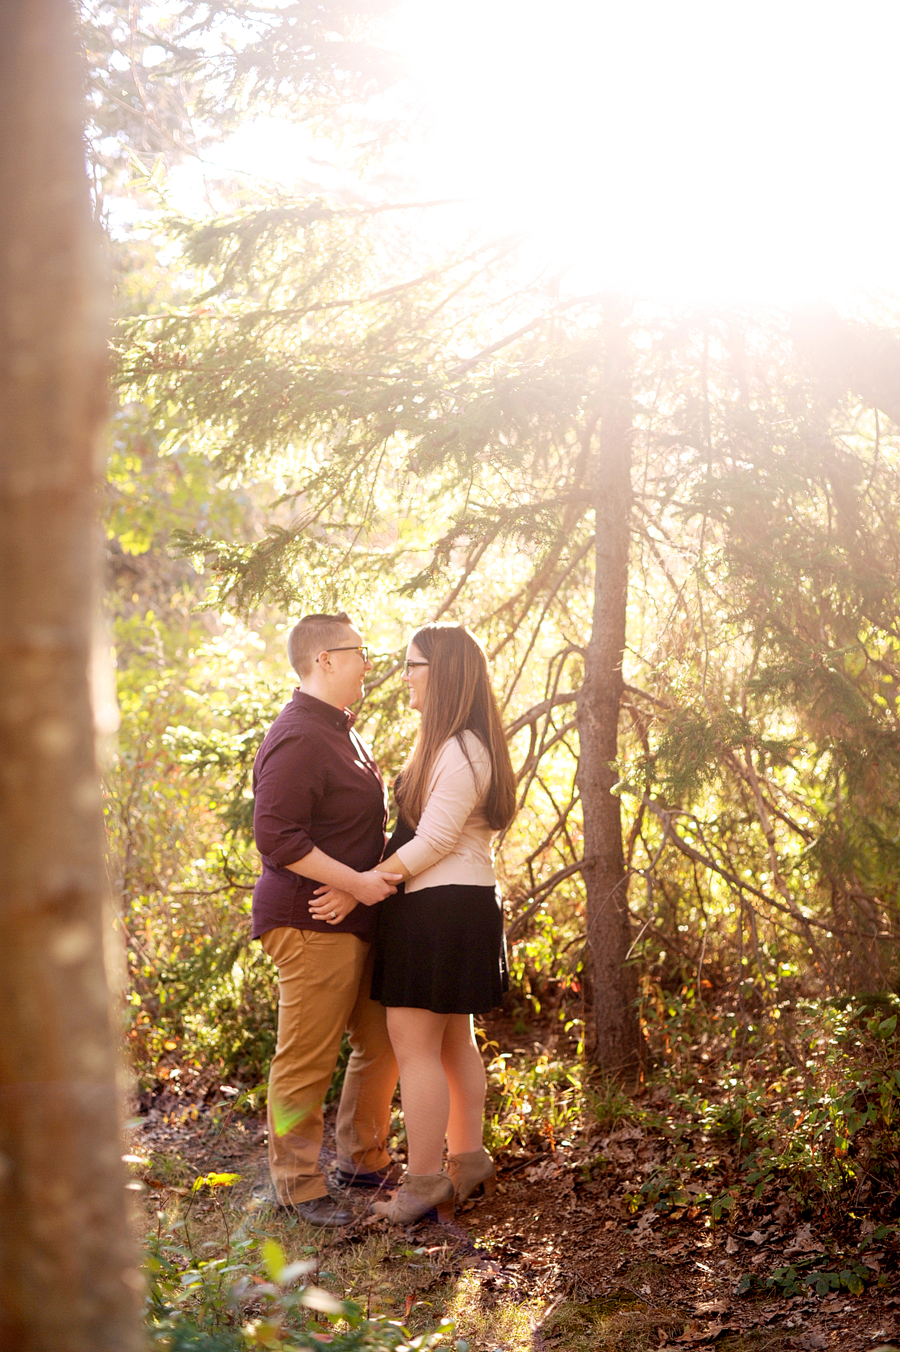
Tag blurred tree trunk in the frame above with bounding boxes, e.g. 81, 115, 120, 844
577, 300, 642, 1076
0, 3, 141, 1349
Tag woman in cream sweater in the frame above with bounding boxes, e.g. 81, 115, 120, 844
310, 622, 516, 1223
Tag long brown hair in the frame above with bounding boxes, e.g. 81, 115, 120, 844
396, 623, 516, 831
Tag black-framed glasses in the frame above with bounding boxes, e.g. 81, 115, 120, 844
326, 645, 368, 661
404, 659, 429, 673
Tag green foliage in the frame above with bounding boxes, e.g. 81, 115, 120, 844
736, 1259, 873, 1299
144, 1233, 461, 1352
652, 705, 751, 802
631, 988, 900, 1236
105, 440, 290, 1086
82, 0, 401, 210
485, 1048, 583, 1154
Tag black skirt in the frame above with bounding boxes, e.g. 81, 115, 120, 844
371, 883, 509, 1015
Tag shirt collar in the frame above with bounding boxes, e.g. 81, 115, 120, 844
292, 688, 356, 730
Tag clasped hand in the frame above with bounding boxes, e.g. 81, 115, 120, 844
308, 869, 403, 924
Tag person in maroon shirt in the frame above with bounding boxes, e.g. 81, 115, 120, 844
252, 612, 402, 1226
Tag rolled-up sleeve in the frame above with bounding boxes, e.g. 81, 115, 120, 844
253, 730, 322, 867
395, 737, 489, 878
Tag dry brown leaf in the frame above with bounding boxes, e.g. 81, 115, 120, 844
525, 1159, 560, 1182
785, 1223, 826, 1255
792, 1331, 828, 1351
693, 1300, 729, 1315
604, 1125, 645, 1143
677, 1321, 719, 1344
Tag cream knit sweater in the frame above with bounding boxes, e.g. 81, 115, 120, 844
394, 731, 496, 892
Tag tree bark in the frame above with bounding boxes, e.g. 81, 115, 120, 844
576, 299, 641, 1076
0, 3, 142, 1349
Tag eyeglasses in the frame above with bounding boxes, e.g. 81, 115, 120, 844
404, 659, 429, 673
326, 646, 368, 661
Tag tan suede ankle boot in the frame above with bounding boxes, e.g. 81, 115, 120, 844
447, 1147, 496, 1204
369, 1172, 455, 1223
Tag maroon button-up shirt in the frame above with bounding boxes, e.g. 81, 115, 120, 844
251, 689, 387, 940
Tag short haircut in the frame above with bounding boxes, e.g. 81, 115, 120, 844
287, 611, 355, 677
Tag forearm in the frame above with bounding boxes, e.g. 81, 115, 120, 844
286, 847, 366, 893
376, 852, 412, 881
288, 847, 402, 905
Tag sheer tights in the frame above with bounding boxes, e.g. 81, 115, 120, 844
385, 1007, 485, 1175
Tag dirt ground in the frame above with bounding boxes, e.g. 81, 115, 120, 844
129, 1021, 900, 1352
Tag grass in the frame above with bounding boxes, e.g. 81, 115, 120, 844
443, 1269, 544, 1351
541, 1297, 684, 1352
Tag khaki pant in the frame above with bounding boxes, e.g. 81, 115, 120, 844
261, 927, 398, 1204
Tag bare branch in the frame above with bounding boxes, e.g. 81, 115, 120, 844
507, 861, 585, 940
630, 789, 844, 936
506, 690, 579, 739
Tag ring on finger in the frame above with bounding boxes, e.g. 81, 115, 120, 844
330, 910, 337, 919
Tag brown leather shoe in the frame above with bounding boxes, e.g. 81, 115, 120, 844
296, 1192, 355, 1227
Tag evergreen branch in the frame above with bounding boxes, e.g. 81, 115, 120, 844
498, 537, 594, 702
623, 682, 673, 709
449, 292, 604, 376
432, 534, 494, 620
514, 720, 577, 790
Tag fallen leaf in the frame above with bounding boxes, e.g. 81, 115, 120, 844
604, 1125, 645, 1143
603, 1143, 637, 1164
693, 1300, 729, 1316
774, 1197, 795, 1225
748, 1230, 766, 1246
792, 1332, 828, 1350
677, 1321, 720, 1345
725, 1235, 739, 1255
785, 1223, 826, 1255
525, 1159, 559, 1182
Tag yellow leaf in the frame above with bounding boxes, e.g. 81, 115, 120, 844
262, 1239, 286, 1283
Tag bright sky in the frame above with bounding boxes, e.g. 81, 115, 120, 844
178, 0, 900, 307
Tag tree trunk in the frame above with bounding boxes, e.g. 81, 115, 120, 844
576, 299, 641, 1076
0, 3, 142, 1349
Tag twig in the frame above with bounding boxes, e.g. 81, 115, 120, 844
507, 862, 585, 940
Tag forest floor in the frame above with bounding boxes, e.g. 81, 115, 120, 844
128, 1011, 900, 1352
